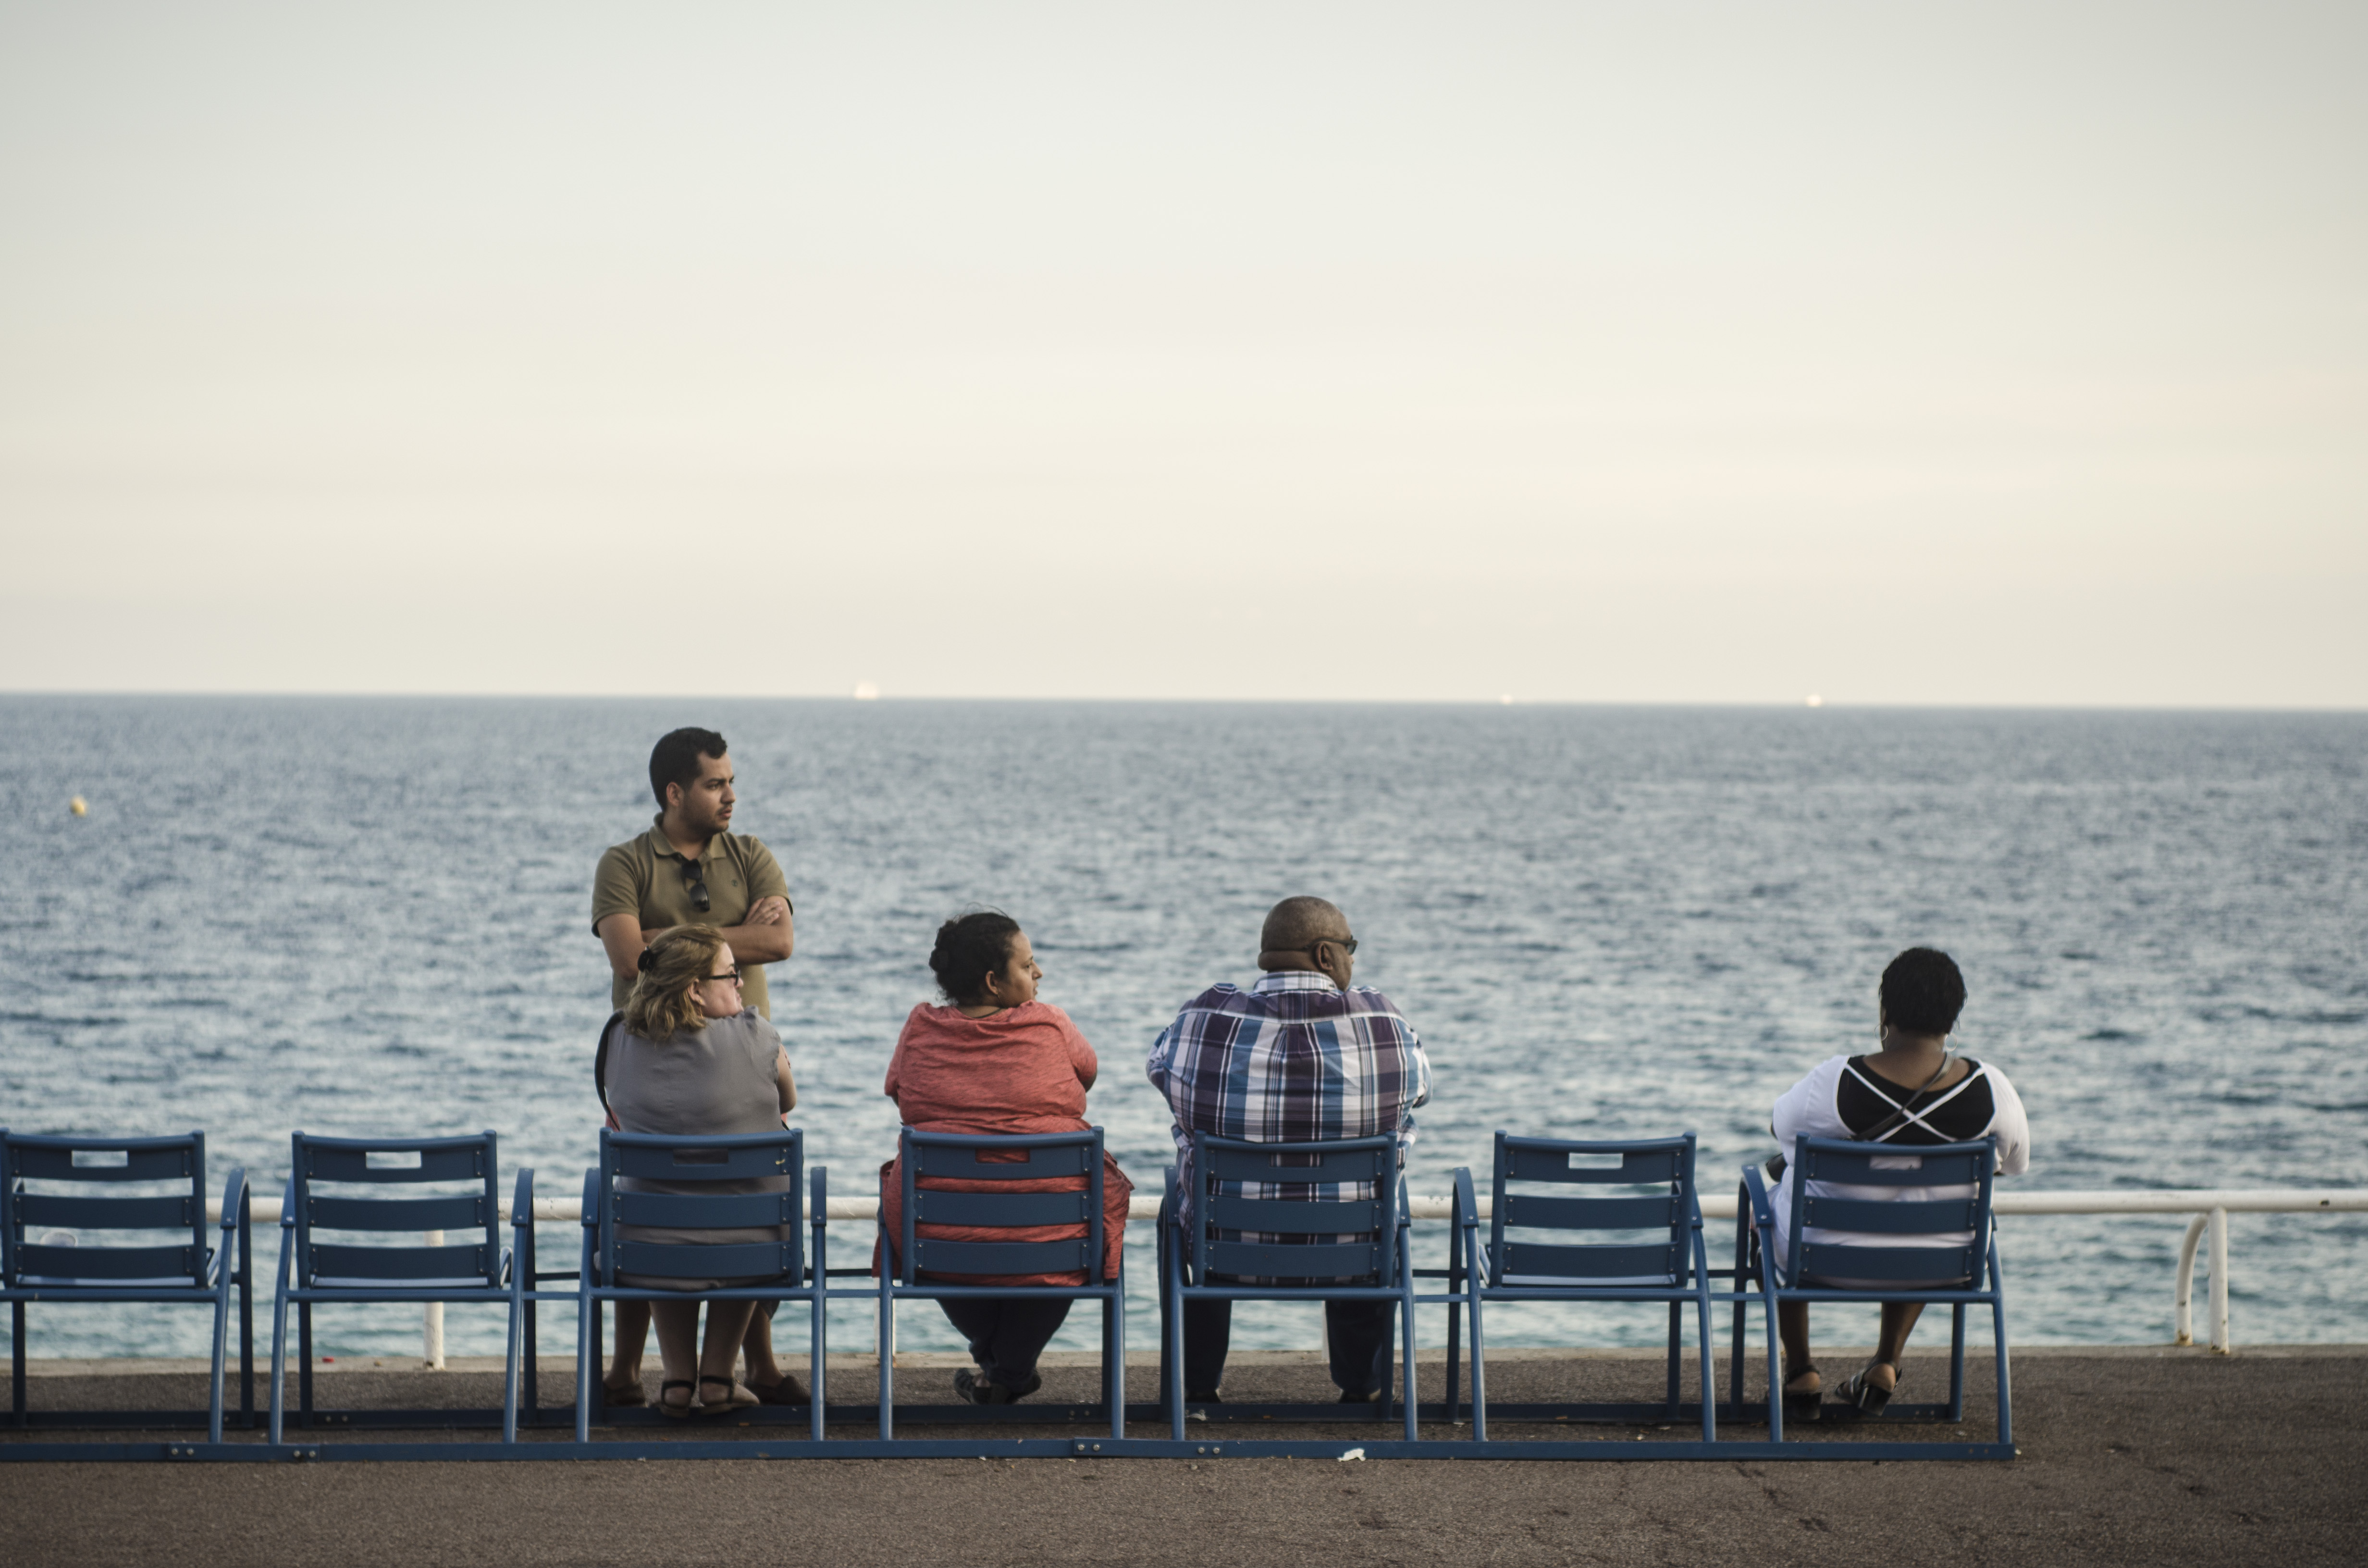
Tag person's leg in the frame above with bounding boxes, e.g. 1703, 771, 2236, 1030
1867, 1301, 1925, 1392
937, 1298, 999, 1371
1324, 1299, 1396, 1397
741, 1301, 806, 1399
978, 1299, 1072, 1389
1777, 1300, 1819, 1395
649, 1300, 701, 1414
697, 1299, 760, 1400
606, 1298, 652, 1396
1181, 1298, 1232, 1399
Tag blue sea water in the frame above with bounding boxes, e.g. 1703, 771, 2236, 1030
1, 696, 2363, 1363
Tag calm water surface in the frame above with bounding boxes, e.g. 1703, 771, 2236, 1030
2, 697, 2363, 1361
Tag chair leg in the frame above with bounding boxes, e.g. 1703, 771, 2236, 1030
1664, 1300, 1681, 1418
1949, 1302, 1967, 1421
574, 1291, 594, 1445
1167, 1251, 1187, 1442
1991, 1246, 2013, 1448
502, 1287, 522, 1444
297, 1300, 313, 1426
810, 1287, 826, 1445
1445, 1291, 1462, 1428
10, 1301, 24, 1427
268, 1283, 290, 1446
209, 1267, 231, 1444
1695, 1286, 1716, 1444
1399, 1285, 1418, 1443
238, 1246, 255, 1429
1467, 1276, 1487, 1444
876, 1274, 894, 1441
1108, 1284, 1126, 1442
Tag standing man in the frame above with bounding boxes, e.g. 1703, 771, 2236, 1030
591, 726, 802, 1404
1147, 896, 1432, 1407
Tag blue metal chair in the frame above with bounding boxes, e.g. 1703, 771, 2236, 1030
1737, 1134, 2011, 1446
577, 1127, 825, 1441
876, 1129, 1123, 1440
1445, 1132, 1717, 1441
2, 1131, 253, 1439
1160, 1131, 1416, 1441
268, 1131, 525, 1443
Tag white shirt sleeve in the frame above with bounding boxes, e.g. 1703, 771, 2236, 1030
1771, 1056, 1850, 1156
1983, 1064, 2032, 1178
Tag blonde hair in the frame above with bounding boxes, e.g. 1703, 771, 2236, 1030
626, 925, 729, 1042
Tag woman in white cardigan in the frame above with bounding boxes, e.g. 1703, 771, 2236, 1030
1769, 949, 2030, 1419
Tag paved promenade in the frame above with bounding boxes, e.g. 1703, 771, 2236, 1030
5, 1346, 2362, 1567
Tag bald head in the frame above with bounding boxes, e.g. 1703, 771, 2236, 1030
1258, 896, 1354, 975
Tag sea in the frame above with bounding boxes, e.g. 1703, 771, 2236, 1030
2, 696, 2363, 1364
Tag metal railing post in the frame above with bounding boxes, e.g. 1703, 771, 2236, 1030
2172, 1213, 2207, 1346
423, 1230, 446, 1368
2208, 1208, 2230, 1354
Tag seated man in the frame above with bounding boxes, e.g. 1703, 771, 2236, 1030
1147, 896, 1432, 1404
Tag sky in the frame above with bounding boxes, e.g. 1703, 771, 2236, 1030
1, 1, 2362, 705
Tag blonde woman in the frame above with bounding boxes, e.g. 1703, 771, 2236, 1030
603, 925, 799, 1417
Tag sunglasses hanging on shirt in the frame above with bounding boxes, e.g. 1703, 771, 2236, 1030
679, 856, 710, 913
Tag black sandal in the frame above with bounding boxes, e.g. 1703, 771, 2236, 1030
697, 1374, 758, 1416
657, 1379, 697, 1420
1780, 1363, 1821, 1425
1831, 1360, 1899, 1417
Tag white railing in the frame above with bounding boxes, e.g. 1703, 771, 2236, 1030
211, 1188, 2368, 1365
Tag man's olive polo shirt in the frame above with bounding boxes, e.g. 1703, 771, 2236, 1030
592, 819, 792, 1017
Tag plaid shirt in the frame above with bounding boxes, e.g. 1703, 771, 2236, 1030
1147, 970, 1432, 1243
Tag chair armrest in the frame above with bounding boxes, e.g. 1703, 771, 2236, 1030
1741, 1162, 1775, 1229
278, 1177, 296, 1229
1451, 1167, 1479, 1229
578, 1168, 601, 1227
510, 1168, 535, 1231
217, 1167, 247, 1233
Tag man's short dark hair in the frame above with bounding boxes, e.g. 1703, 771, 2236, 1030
649, 728, 728, 808
1879, 948, 1967, 1038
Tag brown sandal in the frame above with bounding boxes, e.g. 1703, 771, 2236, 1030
748, 1373, 810, 1406
602, 1379, 647, 1408
657, 1380, 696, 1420
698, 1374, 758, 1415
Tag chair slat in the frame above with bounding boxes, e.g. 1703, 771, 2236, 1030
306, 1194, 487, 1233
608, 1143, 793, 1183
300, 1144, 487, 1184
1203, 1240, 1382, 1279
612, 1240, 797, 1280
613, 1191, 799, 1229
16, 1242, 202, 1282
1203, 1145, 1387, 1184
308, 1242, 493, 1283
1803, 1195, 1980, 1234
1502, 1192, 1679, 1232
9, 1145, 196, 1183
15, 1193, 195, 1229
913, 1190, 1087, 1228
1502, 1240, 1681, 1281
909, 1144, 1090, 1182
1207, 1195, 1381, 1234
911, 1239, 1090, 1275
1796, 1242, 1979, 1283
1798, 1149, 1988, 1187
1502, 1144, 1680, 1186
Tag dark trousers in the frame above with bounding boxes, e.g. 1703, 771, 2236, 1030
937, 1297, 1073, 1389
1182, 1297, 1395, 1399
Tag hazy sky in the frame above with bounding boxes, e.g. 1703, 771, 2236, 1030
3, 1, 2361, 704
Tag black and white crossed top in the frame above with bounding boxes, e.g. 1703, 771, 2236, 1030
1768, 1054, 2032, 1266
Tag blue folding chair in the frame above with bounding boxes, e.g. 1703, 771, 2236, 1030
1738, 1134, 2011, 1446
578, 1127, 825, 1441
2, 1131, 253, 1439
1160, 1131, 1417, 1441
876, 1129, 1123, 1440
269, 1131, 526, 1443
1446, 1132, 1717, 1441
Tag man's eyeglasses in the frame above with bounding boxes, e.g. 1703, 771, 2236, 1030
705, 968, 742, 987
679, 857, 710, 913
1307, 935, 1357, 956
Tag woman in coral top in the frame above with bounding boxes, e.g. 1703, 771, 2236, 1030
878, 911, 1135, 1405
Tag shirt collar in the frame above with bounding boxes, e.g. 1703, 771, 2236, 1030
1253, 969, 1339, 994
644, 816, 720, 863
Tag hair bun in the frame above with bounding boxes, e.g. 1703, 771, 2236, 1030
636, 947, 657, 974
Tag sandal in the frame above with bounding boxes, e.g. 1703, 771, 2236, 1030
748, 1372, 810, 1407
1780, 1363, 1821, 1425
953, 1369, 1042, 1406
602, 1378, 646, 1408
657, 1379, 697, 1420
698, 1374, 758, 1416
1831, 1360, 1899, 1418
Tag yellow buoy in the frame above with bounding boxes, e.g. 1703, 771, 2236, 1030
69, 796, 87, 816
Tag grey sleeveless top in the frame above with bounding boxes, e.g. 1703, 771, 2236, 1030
604, 1009, 791, 1285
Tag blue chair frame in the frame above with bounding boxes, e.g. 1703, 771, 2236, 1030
876, 1128, 1124, 1441
1447, 1132, 1717, 1442
1735, 1134, 2011, 1446
577, 1127, 826, 1441
269, 1131, 524, 1443
1160, 1131, 1417, 1442
2, 1131, 253, 1438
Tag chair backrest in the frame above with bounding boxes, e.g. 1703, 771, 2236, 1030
1188, 1131, 1400, 1286
1, 1131, 210, 1288
1783, 1134, 1997, 1288
895, 1129, 1105, 1286
1488, 1131, 1701, 1288
290, 1131, 503, 1290
595, 1128, 803, 1288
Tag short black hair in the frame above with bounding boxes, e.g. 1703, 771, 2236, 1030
929, 910, 1022, 1007
649, 728, 728, 808
1879, 948, 1967, 1037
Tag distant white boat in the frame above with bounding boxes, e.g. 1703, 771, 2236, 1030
852, 682, 881, 701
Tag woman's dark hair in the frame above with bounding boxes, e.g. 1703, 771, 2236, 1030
648, 727, 728, 808
1879, 947, 1967, 1038
929, 911, 1022, 1006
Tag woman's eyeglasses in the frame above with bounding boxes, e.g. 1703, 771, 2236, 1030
706, 968, 742, 987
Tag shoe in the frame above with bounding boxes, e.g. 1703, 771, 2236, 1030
1780, 1362, 1821, 1425
697, 1375, 759, 1415
953, 1369, 1043, 1406
602, 1378, 647, 1408
1337, 1387, 1385, 1405
748, 1373, 809, 1406
1830, 1361, 1899, 1418
657, 1380, 697, 1420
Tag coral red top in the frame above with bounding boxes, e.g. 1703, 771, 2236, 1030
876, 1001, 1134, 1286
